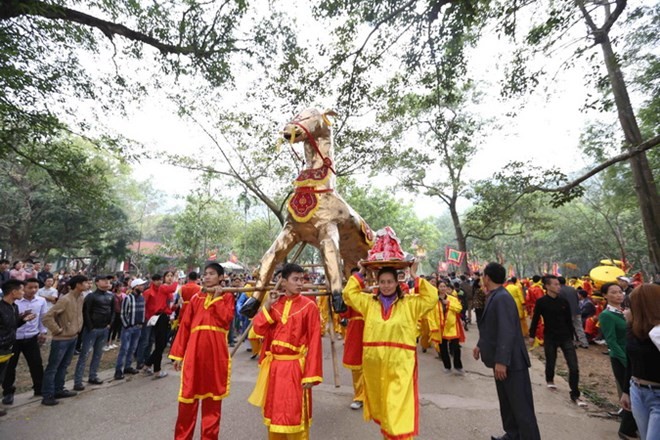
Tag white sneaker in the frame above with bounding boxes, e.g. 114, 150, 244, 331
155, 371, 168, 379
573, 397, 588, 408
110, 344, 118, 349
454, 368, 465, 376
443, 368, 451, 374
143, 367, 153, 376
349, 400, 363, 410
102, 345, 111, 352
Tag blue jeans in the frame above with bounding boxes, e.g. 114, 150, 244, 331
630, 381, 660, 440
74, 327, 108, 386
41, 338, 77, 398
116, 326, 141, 374
136, 325, 153, 367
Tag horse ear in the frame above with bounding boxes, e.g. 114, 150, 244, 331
322, 109, 338, 127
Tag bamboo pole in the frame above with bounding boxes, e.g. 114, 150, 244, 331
324, 281, 341, 388
230, 243, 307, 357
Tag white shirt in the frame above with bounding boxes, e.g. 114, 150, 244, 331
15, 296, 48, 339
37, 287, 58, 311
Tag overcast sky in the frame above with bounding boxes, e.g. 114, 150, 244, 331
98, 2, 634, 218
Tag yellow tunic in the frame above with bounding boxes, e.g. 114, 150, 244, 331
343, 274, 437, 440
428, 295, 463, 342
505, 284, 529, 337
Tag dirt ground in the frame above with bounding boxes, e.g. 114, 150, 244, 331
532, 342, 621, 412
12, 340, 126, 394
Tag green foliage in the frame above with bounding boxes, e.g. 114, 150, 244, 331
0, 136, 136, 264
339, 177, 441, 272
160, 181, 242, 269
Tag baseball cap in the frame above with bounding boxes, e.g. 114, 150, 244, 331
130, 278, 148, 288
617, 276, 632, 284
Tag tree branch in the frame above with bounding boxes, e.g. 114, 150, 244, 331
530, 133, 660, 194
0, 0, 228, 57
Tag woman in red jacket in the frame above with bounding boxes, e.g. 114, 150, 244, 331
169, 263, 235, 440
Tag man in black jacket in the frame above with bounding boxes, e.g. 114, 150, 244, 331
474, 263, 540, 440
73, 275, 114, 390
0, 280, 36, 416
530, 275, 586, 407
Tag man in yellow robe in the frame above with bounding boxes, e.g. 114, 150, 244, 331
505, 277, 529, 337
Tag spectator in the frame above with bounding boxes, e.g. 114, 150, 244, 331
37, 276, 58, 312
474, 262, 541, 440
559, 276, 589, 349
621, 284, 660, 440
599, 282, 638, 438
460, 274, 473, 325
136, 274, 161, 370
73, 275, 114, 391
41, 275, 87, 406
530, 275, 587, 407
617, 276, 634, 308
38, 263, 54, 288
578, 289, 596, 325
0, 280, 36, 416
9, 261, 27, 281
2, 278, 47, 405
106, 282, 125, 351
0, 259, 10, 285
114, 279, 146, 380
143, 271, 176, 378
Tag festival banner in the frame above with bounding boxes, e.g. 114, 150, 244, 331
508, 265, 516, 278
552, 262, 561, 276
438, 261, 449, 273
229, 251, 239, 263
445, 246, 465, 265
208, 249, 218, 261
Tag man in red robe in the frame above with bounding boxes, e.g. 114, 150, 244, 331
170, 263, 234, 440
249, 263, 323, 440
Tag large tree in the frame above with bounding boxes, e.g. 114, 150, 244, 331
0, 136, 135, 262
0, 0, 291, 197
495, 0, 660, 271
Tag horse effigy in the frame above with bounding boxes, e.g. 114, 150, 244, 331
240, 108, 374, 317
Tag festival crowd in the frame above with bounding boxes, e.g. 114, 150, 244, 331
0, 257, 659, 440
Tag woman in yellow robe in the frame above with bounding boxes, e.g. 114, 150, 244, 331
343, 263, 437, 440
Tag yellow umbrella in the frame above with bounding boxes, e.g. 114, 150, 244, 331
590, 266, 625, 288
599, 259, 624, 268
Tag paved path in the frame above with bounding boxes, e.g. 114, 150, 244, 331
0, 327, 618, 439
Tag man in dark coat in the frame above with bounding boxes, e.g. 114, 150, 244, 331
474, 262, 541, 440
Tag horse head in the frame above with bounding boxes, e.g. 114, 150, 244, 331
282, 108, 337, 170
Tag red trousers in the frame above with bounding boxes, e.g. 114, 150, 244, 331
175, 399, 222, 440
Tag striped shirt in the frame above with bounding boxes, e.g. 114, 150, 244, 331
120, 293, 145, 328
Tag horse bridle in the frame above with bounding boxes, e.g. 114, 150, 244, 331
287, 116, 336, 175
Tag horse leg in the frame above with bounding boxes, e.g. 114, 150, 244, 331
318, 223, 346, 313
240, 224, 299, 318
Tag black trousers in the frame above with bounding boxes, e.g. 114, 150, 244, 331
611, 357, 638, 436
108, 313, 123, 343
475, 308, 484, 325
440, 338, 463, 370
495, 368, 541, 440
544, 338, 580, 400
2, 336, 43, 395
146, 314, 170, 373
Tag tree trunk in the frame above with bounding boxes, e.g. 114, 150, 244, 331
600, 34, 660, 272
448, 199, 469, 274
